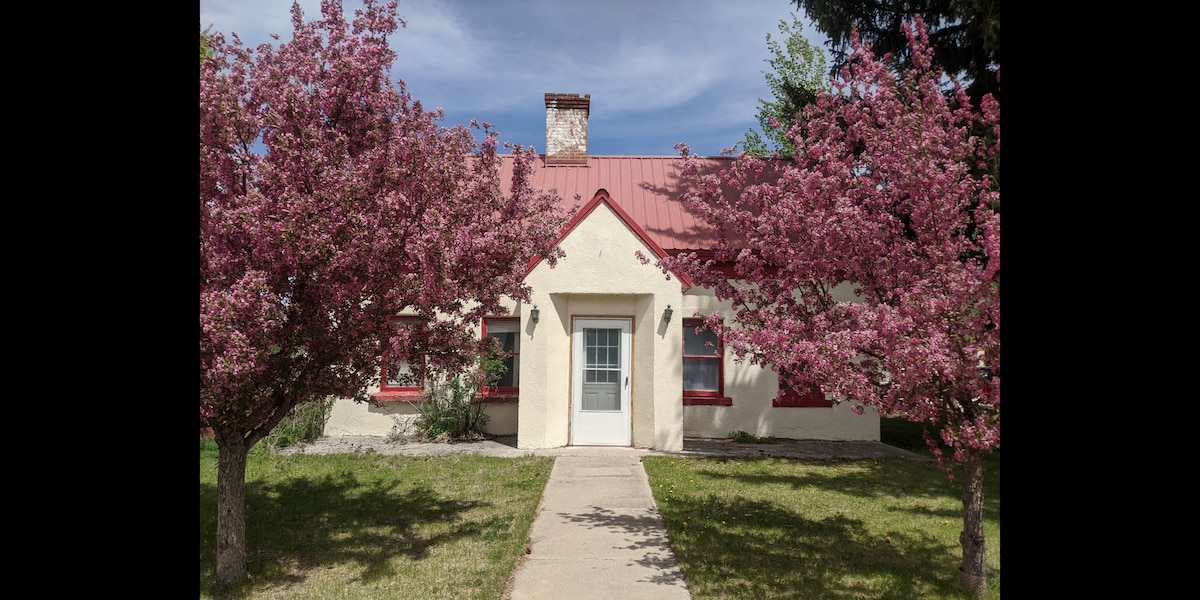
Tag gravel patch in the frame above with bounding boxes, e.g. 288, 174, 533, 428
279, 435, 933, 461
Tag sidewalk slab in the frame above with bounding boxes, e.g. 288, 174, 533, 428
507, 454, 691, 600
526, 507, 670, 557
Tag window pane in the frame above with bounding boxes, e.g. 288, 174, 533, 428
504, 355, 519, 387
388, 360, 415, 387
485, 320, 520, 388
488, 354, 519, 387
684, 324, 719, 356
386, 317, 426, 388
486, 321, 520, 352
781, 372, 823, 399
683, 358, 719, 391
491, 331, 518, 353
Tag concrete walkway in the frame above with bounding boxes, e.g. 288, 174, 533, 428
282, 436, 930, 600
506, 449, 691, 600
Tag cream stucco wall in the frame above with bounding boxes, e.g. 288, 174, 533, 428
324, 398, 518, 437
519, 200, 684, 451
324, 300, 523, 438
678, 286, 879, 441
324, 201, 877, 447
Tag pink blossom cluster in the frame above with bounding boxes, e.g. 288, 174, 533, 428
660, 18, 1000, 465
200, 0, 568, 446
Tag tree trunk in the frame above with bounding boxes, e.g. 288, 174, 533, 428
215, 432, 249, 585
958, 450, 987, 598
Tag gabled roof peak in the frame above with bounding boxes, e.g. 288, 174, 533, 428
500, 154, 736, 253
525, 189, 695, 291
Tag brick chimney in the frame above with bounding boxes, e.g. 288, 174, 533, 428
544, 93, 590, 165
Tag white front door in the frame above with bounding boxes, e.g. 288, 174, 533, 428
571, 318, 632, 446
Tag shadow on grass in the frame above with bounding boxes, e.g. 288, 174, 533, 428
663, 494, 962, 599
199, 470, 485, 596
701, 456, 1001, 522
557, 507, 686, 587
649, 458, 1001, 599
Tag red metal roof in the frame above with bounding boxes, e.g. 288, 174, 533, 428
499, 155, 736, 253
523, 189, 698, 290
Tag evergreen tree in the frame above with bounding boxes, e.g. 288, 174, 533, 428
791, 0, 999, 103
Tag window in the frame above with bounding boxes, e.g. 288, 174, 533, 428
481, 318, 520, 402
375, 317, 426, 402
774, 369, 834, 407
683, 318, 731, 405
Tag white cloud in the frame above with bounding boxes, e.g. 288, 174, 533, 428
200, 0, 827, 155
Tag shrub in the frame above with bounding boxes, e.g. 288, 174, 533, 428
412, 356, 504, 441
264, 397, 335, 448
729, 430, 777, 444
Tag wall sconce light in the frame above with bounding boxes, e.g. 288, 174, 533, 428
662, 305, 673, 323
530, 305, 540, 323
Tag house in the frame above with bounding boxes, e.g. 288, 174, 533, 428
324, 93, 879, 451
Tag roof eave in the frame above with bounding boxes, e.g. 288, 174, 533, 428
525, 190, 696, 292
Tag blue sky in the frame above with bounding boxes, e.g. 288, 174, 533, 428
199, 0, 828, 157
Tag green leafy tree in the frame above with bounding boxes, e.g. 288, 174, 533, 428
742, 15, 828, 158
200, 25, 212, 63
790, 0, 999, 104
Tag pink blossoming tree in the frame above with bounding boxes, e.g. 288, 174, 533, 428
657, 19, 999, 597
200, 0, 568, 585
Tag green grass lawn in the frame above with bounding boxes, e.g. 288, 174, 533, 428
642, 418, 1001, 600
199, 438, 552, 599
200, 418, 998, 599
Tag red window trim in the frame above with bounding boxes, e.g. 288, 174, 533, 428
377, 316, 426, 401
684, 395, 733, 406
773, 374, 834, 407
480, 317, 520, 403
371, 390, 423, 403
683, 318, 732, 406
476, 390, 519, 404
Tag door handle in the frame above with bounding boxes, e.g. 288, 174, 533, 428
625, 376, 629, 388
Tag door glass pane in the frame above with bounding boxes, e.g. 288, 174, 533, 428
584, 369, 621, 384
581, 327, 621, 410
585, 329, 620, 368
583, 388, 620, 410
